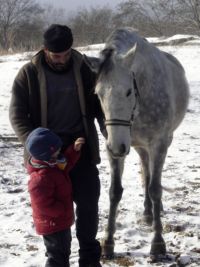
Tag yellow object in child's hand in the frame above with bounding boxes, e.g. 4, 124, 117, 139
57, 156, 67, 170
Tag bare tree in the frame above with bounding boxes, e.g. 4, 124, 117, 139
69, 6, 114, 46
14, 20, 44, 51
42, 4, 68, 27
0, 0, 43, 51
176, 0, 200, 34
115, 0, 183, 36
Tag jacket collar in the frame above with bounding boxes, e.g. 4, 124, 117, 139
26, 157, 58, 173
30, 157, 56, 168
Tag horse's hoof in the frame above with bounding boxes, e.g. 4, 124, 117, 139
149, 253, 170, 263
150, 240, 166, 256
143, 214, 153, 226
101, 240, 115, 259
101, 253, 115, 260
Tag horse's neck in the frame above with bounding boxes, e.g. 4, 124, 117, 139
135, 45, 164, 86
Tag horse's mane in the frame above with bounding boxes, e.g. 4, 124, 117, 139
98, 48, 114, 76
98, 28, 151, 77
106, 28, 148, 54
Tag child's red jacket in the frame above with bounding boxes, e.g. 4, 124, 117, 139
26, 145, 79, 235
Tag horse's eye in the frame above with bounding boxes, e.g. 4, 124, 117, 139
126, 89, 132, 97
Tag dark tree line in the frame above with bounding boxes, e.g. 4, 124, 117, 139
0, 0, 199, 52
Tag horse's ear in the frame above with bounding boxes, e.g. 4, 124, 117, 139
120, 43, 137, 69
83, 54, 101, 73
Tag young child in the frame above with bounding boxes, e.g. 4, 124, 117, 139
25, 127, 85, 267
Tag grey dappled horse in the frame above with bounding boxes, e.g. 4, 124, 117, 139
84, 28, 189, 259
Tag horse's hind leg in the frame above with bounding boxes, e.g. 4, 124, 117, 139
135, 147, 153, 225
149, 141, 168, 256
102, 153, 125, 258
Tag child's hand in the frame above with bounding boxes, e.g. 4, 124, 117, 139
74, 137, 85, 151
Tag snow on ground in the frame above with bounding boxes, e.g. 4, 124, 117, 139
0, 37, 200, 267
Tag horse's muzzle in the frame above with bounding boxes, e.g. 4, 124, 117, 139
106, 143, 129, 158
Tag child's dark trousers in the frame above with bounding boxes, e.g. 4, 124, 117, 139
43, 229, 71, 267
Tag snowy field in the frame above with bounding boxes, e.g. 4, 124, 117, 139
0, 36, 200, 267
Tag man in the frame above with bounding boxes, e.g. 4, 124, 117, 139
9, 24, 105, 267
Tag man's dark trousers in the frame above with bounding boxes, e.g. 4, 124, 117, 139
70, 150, 101, 266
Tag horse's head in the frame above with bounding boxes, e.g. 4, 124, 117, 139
84, 45, 139, 158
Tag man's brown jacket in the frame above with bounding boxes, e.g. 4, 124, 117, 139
9, 49, 105, 164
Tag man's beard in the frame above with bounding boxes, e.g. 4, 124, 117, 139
45, 54, 70, 72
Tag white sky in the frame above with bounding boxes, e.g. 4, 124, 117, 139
39, 0, 122, 12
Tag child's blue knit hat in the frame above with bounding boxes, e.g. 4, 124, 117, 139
25, 127, 62, 161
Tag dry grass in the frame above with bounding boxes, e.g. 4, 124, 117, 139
102, 255, 135, 266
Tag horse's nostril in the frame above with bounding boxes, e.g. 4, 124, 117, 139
106, 143, 112, 153
106, 143, 127, 157
120, 144, 126, 154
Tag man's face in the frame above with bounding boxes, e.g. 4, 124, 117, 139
44, 48, 72, 71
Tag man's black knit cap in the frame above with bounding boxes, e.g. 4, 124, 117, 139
43, 24, 73, 52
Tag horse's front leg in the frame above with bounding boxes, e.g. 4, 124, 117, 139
135, 147, 153, 225
149, 142, 168, 256
102, 153, 125, 258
